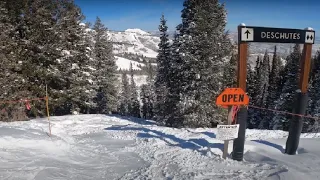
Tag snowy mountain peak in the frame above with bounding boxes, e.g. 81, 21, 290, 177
125, 28, 151, 35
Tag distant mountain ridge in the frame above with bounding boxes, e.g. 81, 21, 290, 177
105, 28, 319, 71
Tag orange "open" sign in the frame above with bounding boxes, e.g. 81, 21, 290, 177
216, 88, 249, 107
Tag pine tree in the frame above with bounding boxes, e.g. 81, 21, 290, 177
119, 72, 130, 116
256, 50, 270, 107
260, 46, 283, 129
271, 44, 301, 130
13, 0, 69, 117
305, 52, 320, 132
93, 17, 117, 114
141, 84, 154, 119
247, 51, 270, 129
72, 23, 97, 114
154, 14, 171, 123
246, 56, 256, 129
173, 0, 232, 127
222, 53, 237, 88
0, 1, 26, 121
129, 63, 141, 118
144, 60, 156, 119
57, 1, 87, 114
247, 56, 261, 129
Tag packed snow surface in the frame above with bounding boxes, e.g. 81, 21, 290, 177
1, 115, 320, 179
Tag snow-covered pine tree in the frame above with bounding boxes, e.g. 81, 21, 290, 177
143, 60, 156, 119
12, 0, 69, 117
222, 53, 237, 88
56, 1, 88, 114
0, 1, 25, 121
129, 63, 141, 118
175, 0, 232, 127
255, 51, 270, 129
247, 51, 270, 129
247, 56, 261, 129
119, 72, 130, 116
73, 23, 97, 114
165, 32, 184, 127
271, 44, 301, 130
0, 0, 14, 100
256, 50, 270, 108
305, 52, 320, 132
141, 84, 154, 119
260, 46, 283, 129
93, 17, 117, 114
141, 85, 148, 119
154, 14, 171, 123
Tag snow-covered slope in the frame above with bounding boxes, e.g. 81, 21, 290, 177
1, 115, 320, 179
115, 56, 145, 70
108, 29, 159, 59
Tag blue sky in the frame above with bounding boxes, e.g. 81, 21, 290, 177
75, 0, 320, 33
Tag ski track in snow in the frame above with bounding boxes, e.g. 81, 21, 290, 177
1, 115, 320, 180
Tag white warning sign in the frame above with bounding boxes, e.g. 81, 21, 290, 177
216, 124, 240, 141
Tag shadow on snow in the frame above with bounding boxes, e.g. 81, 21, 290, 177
251, 140, 285, 153
104, 125, 223, 156
107, 114, 157, 126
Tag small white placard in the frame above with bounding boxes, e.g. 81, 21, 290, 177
217, 124, 240, 141
241, 28, 254, 41
305, 31, 315, 44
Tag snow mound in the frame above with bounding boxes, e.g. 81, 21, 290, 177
125, 28, 150, 35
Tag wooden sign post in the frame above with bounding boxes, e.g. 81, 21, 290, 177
216, 88, 249, 159
232, 24, 315, 160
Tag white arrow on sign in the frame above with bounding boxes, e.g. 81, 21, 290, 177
305, 31, 315, 44
241, 28, 254, 41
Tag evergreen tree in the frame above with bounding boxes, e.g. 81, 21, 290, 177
57, 2, 87, 114
119, 72, 130, 116
247, 51, 270, 129
172, 0, 232, 128
222, 53, 237, 88
141, 84, 154, 119
71, 23, 97, 114
271, 44, 301, 130
161, 31, 189, 127
256, 50, 270, 108
129, 63, 141, 118
145, 60, 156, 119
305, 52, 320, 132
246, 57, 256, 129
247, 56, 261, 129
15, 0, 69, 117
0, 1, 27, 121
154, 14, 171, 123
93, 17, 117, 114
260, 46, 283, 129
